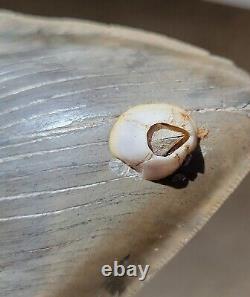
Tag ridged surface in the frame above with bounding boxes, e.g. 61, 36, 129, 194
0, 11, 249, 297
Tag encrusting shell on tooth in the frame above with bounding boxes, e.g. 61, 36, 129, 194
109, 104, 200, 181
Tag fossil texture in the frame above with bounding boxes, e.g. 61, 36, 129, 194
0, 10, 249, 297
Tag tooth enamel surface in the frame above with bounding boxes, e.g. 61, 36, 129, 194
109, 104, 198, 180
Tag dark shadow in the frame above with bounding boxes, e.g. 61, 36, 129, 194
155, 144, 205, 189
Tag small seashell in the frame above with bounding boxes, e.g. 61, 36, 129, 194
109, 104, 199, 181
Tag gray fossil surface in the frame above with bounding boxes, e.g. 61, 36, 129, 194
0, 10, 249, 297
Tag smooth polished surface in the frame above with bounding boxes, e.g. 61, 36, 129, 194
137, 173, 250, 297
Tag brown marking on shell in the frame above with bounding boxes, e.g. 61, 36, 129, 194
197, 127, 209, 139
147, 123, 189, 157
174, 153, 181, 165
180, 111, 191, 121
185, 144, 190, 153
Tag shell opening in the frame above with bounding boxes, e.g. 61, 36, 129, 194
147, 123, 190, 157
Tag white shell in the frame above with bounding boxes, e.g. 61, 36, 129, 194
109, 104, 198, 181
